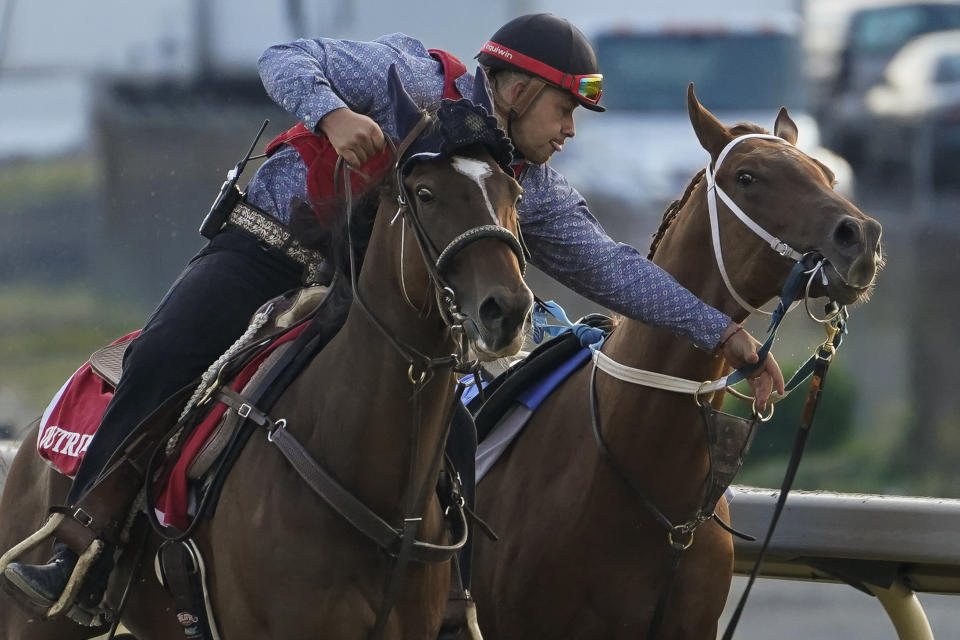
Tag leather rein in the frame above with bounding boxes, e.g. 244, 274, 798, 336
328, 113, 525, 639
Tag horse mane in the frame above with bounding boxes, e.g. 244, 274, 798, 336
646, 122, 768, 259
290, 182, 388, 278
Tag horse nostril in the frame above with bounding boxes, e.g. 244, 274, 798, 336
833, 218, 862, 249
479, 296, 505, 328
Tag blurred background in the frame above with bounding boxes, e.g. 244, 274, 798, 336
1, 0, 959, 635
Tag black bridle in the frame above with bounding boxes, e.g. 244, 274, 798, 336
338, 112, 526, 381
337, 113, 527, 640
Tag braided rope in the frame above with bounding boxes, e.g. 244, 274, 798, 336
166, 304, 275, 455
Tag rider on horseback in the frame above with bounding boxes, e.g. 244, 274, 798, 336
3, 12, 783, 622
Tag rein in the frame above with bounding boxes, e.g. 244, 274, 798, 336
720, 314, 844, 640
334, 119, 526, 639
583, 266, 848, 639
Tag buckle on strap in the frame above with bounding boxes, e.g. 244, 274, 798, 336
266, 418, 288, 443
73, 508, 94, 528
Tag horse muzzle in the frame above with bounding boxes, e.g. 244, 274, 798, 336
462, 286, 533, 360
813, 216, 883, 304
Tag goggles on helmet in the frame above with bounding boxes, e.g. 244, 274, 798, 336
480, 40, 603, 105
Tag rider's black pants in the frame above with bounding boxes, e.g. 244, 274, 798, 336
67, 228, 304, 503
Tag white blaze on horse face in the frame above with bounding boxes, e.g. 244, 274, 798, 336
452, 156, 498, 224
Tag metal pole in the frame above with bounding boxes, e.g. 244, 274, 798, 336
193, 0, 213, 80
0, 0, 19, 80
866, 580, 935, 640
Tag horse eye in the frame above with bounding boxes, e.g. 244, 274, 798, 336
738, 171, 756, 186
415, 186, 434, 202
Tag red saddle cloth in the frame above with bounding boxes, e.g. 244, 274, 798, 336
37, 331, 141, 478
37, 323, 308, 530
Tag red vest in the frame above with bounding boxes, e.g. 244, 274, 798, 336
264, 49, 467, 224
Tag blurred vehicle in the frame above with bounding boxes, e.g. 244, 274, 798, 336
863, 29, 960, 185
551, 17, 855, 239
819, 1, 960, 168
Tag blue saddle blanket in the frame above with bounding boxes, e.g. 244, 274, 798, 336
468, 346, 591, 482
462, 347, 591, 410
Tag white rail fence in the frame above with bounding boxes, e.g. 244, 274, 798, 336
730, 486, 960, 640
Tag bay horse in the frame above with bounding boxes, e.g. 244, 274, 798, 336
470, 86, 883, 639
0, 67, 533, 639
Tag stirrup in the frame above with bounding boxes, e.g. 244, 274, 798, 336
0, 513, 107, 621
48, 539, 106, 619
0, 513, 65, 576
464, 593, 483, 640
439, 591, 484, 640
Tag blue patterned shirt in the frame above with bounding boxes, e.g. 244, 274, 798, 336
248, 33, 730, 350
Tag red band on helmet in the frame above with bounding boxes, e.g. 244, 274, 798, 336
480, 40, 602, 104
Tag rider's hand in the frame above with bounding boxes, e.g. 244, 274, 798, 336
718, 322, 785, 411
319, 108, 386, 168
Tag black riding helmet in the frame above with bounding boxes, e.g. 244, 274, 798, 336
476, 13, 605, 113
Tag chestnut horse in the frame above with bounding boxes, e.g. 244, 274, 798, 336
470, 87, 882, 639
0, 68, 533, 639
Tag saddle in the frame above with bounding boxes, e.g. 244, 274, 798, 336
469, 314, 613, 482
34, 285, 332, 483
2, 283, 343, 632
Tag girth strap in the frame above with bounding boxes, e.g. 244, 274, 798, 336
157, 540, 218, 640
215, 388, 467, 564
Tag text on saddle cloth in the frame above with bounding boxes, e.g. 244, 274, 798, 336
37, 331, 140, 478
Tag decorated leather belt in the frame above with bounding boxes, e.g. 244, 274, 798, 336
226, 200, 328, 284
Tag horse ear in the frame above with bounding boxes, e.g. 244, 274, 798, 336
387, 63, 424, 138
686, 83, 733, 161
774, 107, 799, 145
471, 66, 496, 115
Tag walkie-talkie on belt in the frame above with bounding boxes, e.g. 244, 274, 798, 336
199, 119, 270, 239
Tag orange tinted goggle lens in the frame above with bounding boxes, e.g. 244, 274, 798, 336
576, 76, 603, 102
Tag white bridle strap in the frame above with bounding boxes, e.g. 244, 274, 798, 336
706, 133, 804, 316
592, 349, 729, 395
588, 133, 815, 399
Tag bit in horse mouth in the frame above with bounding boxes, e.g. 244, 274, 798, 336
463, 322, 526, 361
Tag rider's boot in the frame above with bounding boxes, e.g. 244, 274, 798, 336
3, 455, 140, 615
4, 540, 112, 610
4, 542, 77, 607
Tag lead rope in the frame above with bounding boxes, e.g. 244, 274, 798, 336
720, 315, 843, 640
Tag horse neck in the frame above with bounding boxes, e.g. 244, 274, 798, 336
596, 181, 752, 518
306, 206, 457, 519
